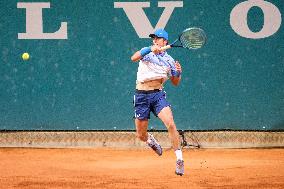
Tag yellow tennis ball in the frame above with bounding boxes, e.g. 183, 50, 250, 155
22, 52, 30, 60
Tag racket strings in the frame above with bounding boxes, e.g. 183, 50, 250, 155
180, 28, 206, 49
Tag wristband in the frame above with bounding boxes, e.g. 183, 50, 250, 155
140, 47, 151, 57
171, 70, 181, 77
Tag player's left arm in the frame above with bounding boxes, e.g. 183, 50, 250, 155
170, 61, 182, 86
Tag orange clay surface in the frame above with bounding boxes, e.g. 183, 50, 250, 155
0, 148, 283, 189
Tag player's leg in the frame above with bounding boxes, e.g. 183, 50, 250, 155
135, 118, 162, 156
133, 92, 162, 156
133, 92, 150, 142
135, 119, 148, 142
158, 106, 184, 176
157, 106, 180, 150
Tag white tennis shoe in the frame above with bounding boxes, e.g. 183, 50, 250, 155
175, 159, 184, 176
147, 134, 162, 156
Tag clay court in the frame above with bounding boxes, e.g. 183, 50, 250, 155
0, 148, 283, 189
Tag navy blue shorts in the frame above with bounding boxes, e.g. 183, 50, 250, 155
133, 89, 171, 120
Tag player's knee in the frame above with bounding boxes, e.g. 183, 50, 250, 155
166, 121, 176, 131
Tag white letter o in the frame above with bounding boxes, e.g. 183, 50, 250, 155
230, 0, 281, 39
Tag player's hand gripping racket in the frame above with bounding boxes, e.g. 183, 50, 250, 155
161, 27, 206, 51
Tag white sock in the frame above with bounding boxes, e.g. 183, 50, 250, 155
175, 149, 183, 160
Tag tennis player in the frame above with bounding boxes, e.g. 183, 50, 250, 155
131, 28, 184, 176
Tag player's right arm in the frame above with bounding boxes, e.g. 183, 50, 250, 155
131, 45, 161, 62
131, 51, 143, 62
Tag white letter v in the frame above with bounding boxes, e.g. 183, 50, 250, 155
114, 1, 183, 38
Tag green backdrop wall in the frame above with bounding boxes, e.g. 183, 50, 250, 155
1, 0, 283, 130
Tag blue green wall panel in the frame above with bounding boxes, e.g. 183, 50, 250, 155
0, 0, 283, 130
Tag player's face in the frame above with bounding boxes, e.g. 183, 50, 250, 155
153, 37, 167, 47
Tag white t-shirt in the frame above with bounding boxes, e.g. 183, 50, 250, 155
136, 51, 176, 83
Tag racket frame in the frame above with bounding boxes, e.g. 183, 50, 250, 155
161, 27, 206, 51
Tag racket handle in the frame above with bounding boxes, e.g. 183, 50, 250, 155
161, 45, 172, 51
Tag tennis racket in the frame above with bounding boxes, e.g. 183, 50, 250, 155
161, 27, 206, 51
